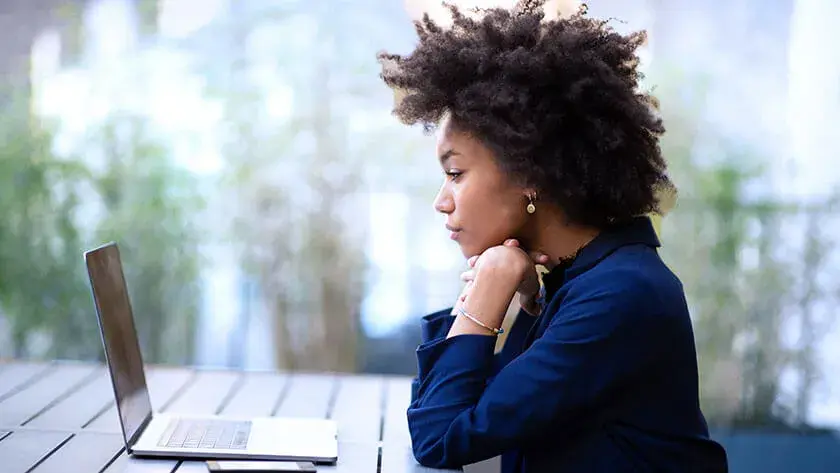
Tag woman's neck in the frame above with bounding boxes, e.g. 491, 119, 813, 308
525, 210, 600, 270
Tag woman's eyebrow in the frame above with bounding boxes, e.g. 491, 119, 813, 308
439, 149, 460, 166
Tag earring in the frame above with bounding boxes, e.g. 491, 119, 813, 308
526, 194, 536, 214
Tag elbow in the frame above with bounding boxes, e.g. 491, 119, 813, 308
411, 438, 458, 470
408, 411, 460, 469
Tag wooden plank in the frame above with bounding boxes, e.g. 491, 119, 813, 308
322, 442, 379, 473
464, 457, 502, 473
161, 370, 240, 415
30, 432, 124, 473
381, 444, 462, 473
0, 364, 96, 427
170, 461, 207, 473
382, 377, 412, 446
218, 372, 286, 418
86, 367, 194, 432
0, 362, 52, 399
0, 430, 71, 473
331, 375, 384, 443
102, 455, 177, 473
274, 373, 336, 419
144, 367, 196, 409
26, 368, 113, 429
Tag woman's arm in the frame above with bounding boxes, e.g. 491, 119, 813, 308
412, 304, 538, 403
407, 268, 660, 469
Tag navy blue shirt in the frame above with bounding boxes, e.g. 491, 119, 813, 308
408, 217, 728, 472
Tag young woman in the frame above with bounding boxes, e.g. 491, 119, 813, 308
377, 2, 729, 472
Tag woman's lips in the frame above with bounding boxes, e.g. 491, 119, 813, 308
446, 225, 461, 241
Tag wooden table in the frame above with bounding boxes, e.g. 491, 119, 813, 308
0, 360, 478, 473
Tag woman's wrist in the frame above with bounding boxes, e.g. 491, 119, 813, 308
447, 265, 519, 338
451, 282, 471, 315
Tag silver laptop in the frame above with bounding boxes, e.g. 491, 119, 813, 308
84, 242, 338, 463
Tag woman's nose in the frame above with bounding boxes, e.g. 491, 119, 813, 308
433, 183, 454, 214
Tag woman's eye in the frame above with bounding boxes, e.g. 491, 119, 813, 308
445, 170, 462, 180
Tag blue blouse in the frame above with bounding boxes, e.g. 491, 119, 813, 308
408, 216, 729, 473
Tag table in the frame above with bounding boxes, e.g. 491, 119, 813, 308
0, 360, 489, 473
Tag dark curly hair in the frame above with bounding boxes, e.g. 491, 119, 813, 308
377, 1, 675, 228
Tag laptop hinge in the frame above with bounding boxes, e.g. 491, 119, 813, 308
126, 413, 154, 453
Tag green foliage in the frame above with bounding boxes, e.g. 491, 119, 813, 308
87, 113, 205, 365
0, 88, 204, 364
652, 65, 838, 429
188, 2, 424, 372
0, 89, 94, 358
137, 0, 160, 36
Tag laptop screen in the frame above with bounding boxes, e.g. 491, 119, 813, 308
85, 242, 153, 447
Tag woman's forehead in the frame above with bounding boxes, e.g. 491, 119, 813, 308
435, 123, 471, 158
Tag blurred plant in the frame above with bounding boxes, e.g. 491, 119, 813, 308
217, 91, 368, 372
87, 112, 205, 365
199, 2, 380, 373
652, 65, 838, 430
0, 87, 94, 358
0, 81, 205, 363
789, 194, 839, 427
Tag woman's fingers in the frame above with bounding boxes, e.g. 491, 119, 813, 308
459, 280, 474, 302
530, 252, 550, 265
503, 239, 551, 266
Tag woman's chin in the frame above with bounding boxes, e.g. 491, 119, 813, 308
457, 241, 478, 259
457, 241, 491, 260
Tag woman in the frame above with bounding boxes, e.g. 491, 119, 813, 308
377, 2, 728, 472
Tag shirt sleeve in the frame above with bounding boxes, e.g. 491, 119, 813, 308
419, 307, 457, 343
407, 272, 660, 469
410, 307, 537, 404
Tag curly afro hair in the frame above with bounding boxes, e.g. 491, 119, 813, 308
377, 0, 675, 229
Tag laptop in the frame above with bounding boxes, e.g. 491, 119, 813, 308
84, 241, 339, 463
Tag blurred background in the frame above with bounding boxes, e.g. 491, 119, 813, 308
0, 0, 838, 469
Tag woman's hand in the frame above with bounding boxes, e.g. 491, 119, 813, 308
501, 239, 549, 316
449, 244, 529, 337
460, 239, 547, 316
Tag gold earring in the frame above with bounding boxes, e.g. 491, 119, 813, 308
526, 194, 536, 214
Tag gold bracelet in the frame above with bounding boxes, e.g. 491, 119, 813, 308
457, 306, 504, 335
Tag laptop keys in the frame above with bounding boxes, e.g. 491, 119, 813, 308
159, 420, 251, 450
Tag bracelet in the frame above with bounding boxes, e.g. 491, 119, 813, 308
457, 306, 504, 335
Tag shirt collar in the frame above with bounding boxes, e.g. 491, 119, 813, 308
542, 216, 662, 298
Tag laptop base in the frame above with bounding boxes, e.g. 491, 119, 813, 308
132, 413, 338, 464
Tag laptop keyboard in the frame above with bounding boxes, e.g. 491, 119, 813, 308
158, 419, 252, 450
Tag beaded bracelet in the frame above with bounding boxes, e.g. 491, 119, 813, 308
457, 306, 504, 335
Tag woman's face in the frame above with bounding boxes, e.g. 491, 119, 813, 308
433, 117, 532, 258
